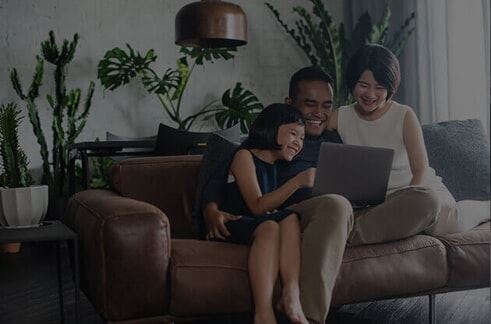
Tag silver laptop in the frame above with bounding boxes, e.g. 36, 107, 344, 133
313, 143, 394, 208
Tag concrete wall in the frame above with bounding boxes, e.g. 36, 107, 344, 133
0, 0, 344, 171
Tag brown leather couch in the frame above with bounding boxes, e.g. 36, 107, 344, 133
65, 155, 490, 323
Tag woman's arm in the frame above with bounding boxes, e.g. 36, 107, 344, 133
403, 109, 430, 186
231, 149, 314, 215
326, 109, 338, 131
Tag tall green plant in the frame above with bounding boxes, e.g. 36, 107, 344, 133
98, 45, 262, 132
266, 0, 415, 107
0, 103, 33, 188
203, 82, 263, 133
10, 31, 95, 201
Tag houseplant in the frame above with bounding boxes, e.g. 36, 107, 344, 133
10, 31, 95, 218
0, 102, 48, 231
266, 0, 415, 107
98, 45, 263, 133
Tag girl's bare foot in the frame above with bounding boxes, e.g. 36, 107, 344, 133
254, 309, 277, 324
277, 286, 308, 324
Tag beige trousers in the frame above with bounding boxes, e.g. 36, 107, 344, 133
288, 185, 461, 324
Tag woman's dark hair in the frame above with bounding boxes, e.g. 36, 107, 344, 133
244, 103, 304, 150
346, 44, 401, 100
289, 66, 334, 99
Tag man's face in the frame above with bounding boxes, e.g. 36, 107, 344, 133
287, 80, 333, 137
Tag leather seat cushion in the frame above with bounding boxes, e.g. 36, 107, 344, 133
332, 235, 448, 305
169, 239, 252, 316
436, 221, 490, 288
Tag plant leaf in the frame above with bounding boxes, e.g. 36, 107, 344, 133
97, 45, 157, 90
201, 82, 264, 134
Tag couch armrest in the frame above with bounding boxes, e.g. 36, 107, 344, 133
65, 189, 171, 321
109, 155, 202, 238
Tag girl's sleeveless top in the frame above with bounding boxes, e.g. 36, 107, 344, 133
223, 152, 291, 219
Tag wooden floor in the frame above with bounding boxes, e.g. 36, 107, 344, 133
0, 242, 489, 324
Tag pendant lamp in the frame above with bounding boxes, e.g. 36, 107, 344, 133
175, 0, 247, 48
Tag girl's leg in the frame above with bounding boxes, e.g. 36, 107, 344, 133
278, 213, 308, 324
249, 220, 280, 324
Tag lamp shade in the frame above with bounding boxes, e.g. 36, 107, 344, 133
175, 0, 247, 48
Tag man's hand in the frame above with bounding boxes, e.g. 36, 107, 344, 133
203, 203, 241, 240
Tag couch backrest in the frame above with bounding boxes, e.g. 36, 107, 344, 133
110, 155, 202, 239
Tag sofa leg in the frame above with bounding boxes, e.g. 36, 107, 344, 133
429, 294, 436, 324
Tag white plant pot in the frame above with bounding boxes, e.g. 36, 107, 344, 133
0, 185, 49, 228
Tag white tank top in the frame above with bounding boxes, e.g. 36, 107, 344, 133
337, 101, 441, 194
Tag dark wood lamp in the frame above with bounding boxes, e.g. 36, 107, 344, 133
175, 0, 247, 48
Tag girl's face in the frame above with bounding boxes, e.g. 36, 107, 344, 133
276, 122, 305, 161
353, 70, 389, 114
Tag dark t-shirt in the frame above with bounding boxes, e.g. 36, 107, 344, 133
201, 130, 342, 209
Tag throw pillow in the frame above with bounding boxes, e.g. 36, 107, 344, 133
422, 119, 490, 201
154, 123, 241, 156
191, 133, 239, 237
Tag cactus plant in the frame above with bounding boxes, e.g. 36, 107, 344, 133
0, 102, 32, 188
266, 0, 415, 108
10, 31, 95, 214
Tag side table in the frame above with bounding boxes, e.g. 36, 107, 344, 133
0, 221, 79, 323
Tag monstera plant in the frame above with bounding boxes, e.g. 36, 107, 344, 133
98, 45, 263, 133
266, 0, 415, 107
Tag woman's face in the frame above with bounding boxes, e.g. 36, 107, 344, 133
352, 70, 389, 114
276, 122, 305, 161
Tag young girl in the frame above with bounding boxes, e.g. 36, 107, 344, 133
222, 103, 313, 324
328, 43, 460, 236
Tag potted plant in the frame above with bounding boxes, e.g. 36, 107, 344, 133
98, 45, 263, 133
0, 102, 48, 230
10, 31, 95, 219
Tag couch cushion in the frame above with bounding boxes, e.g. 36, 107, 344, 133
332, 235, 448, 305
171, 236, 449, 316
436, 221, 490, 289
169, 239, 252, 316
155, 123, 241, 156
422, 119, 490, 201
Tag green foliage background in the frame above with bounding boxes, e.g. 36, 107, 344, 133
266, 0, 415, 107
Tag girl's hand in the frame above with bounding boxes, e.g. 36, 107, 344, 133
295, 167, 316, 188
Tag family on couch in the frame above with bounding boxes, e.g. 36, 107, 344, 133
201, 44, 477, 324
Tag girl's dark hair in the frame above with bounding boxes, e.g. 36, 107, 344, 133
244, 103, 304, 150
346, 44, 401, 100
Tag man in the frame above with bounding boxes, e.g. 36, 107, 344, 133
202, 67, 442, 324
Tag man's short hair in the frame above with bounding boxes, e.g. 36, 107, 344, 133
289, 66, 334, 99
346, 44, 401, 100
245, 103, 304, 150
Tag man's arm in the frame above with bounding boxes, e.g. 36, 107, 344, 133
201, 157, 241, 240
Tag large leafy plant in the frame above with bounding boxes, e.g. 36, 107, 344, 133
10, 31, 95, 207
98, 45, 262, 132
266, 0, 415, 107
205, 82, 263, 133
0, 103, 33, 188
